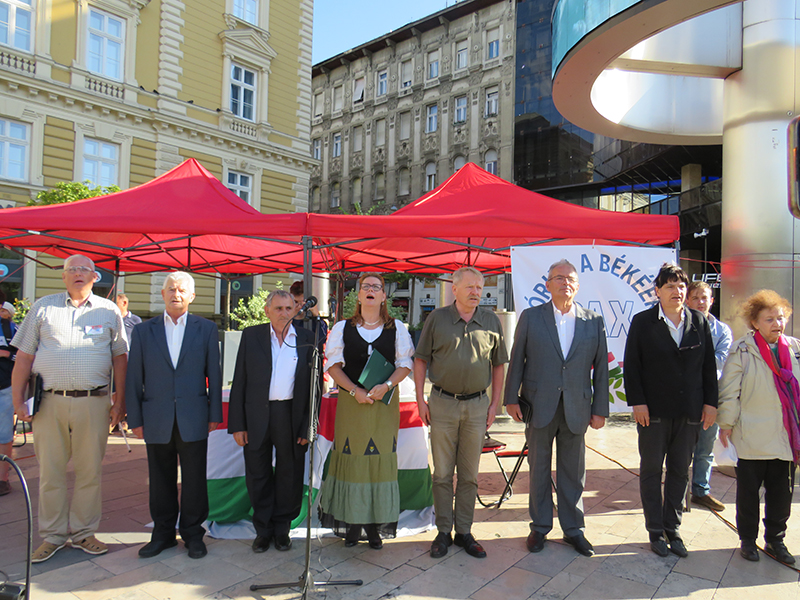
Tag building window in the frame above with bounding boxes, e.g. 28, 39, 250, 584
426, 104, 437, 133
352, 177, 362, 204
352, 126, 362, 152
311, 186, 320, 212
232, 0, 257, 25
83, 138, 118, 187
0, 0, 32, 52
377, 70, 387, 96
330, 182, 340, 209
427, 50, 439, 80
401, 60, 412, 88
399, 111, 411, 140
0, 117, 28, 181
455, 39, 468, 70
375, 172, 385, 200
487, 28, 500, 59
230, 63, 256, 121
312, 138, 320, 160
333, 85, 343, 111
375, 118, 385, 147
332, 133, 341, 157
425, 162, 436, 191
227, 170, 252, 204
454, 95, 467, 124
485, 85, 498, 116
313, 91, 323, 117
485, 149, 498, 175
398, 168, 410, 195
88, 8, 124, 81
454, 155, 467, 171
353, 77, 365, 104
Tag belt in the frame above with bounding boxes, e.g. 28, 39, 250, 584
47, 388, 108, 397
432, 385, 486, 401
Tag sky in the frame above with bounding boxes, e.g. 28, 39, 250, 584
312, 0, 452, 64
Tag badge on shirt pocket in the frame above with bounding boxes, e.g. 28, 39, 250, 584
85, 325, 104, 336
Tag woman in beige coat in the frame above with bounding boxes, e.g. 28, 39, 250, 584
718, 290, 800, 564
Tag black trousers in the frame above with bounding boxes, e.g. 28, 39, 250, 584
736, 458, 795, 542
146, 421, 209, 543
243, 401, 306, 537
638, 417, 700, 536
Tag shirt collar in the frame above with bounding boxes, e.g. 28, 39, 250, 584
270, 322, 296, 342
552, 301, 576, 319
163, 311, 188, 326
658, 304, 685, 327
65, 292, 95, 308
449, 301, 485, 326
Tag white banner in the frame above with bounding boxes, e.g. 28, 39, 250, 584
510, 245, 676, 411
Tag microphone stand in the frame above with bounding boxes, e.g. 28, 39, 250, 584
250, 313, 362, 598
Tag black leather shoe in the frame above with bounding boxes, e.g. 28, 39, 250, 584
563, 534, 595, 557
740, 539, 759, 562
138, 539, 177, 558
252, 535, 271, 553
765, 540, 796, 564
344, 524, 361, 547
274, 534, 292, 551
650, 536, 669, 557
454, 533, 486, 558
668, 537, 688, 558
526, 530, 546, 553
186, 539, 207, 559
430, 531, 453, 558
366, 525, 383, 550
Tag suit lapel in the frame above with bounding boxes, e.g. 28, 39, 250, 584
175, 315, 198, 370
679, 308, 694, 349
258, 324, 273, 385
565, 306, 587, 362
153, 316, 173, 367
542, 302, 565, 361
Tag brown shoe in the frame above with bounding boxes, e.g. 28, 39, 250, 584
0, 480, 10, 496
691, 494, 725, 511
31, 541, 66, 563
73, 535, 108, 556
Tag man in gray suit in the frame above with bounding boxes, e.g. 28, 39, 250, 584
505, 259, 609, 557
126, 271, 222, 560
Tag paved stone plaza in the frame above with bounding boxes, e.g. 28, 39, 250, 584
1, 416, 798, 600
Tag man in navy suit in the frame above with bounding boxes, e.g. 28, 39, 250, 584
228, 289, 316, 553
126, 271, 222, 559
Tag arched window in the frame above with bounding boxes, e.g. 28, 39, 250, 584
311, 186, 320, 212
352, 177, 362, 204
330, 182, 340, 209
375, 172, 385, 200
425, 162, 436, 191
484, 149, 498, 175
398, 168, 410, 195
454, 155, 467, 171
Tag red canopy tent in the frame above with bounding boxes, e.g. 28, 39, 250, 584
307, 163, 679, 273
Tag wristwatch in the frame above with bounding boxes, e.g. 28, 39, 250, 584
348, 387, 357, 397
384, 379, 394, 388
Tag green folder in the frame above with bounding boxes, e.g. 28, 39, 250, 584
357, 349, 395, 405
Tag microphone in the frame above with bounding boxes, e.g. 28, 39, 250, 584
298, 296, 317, 313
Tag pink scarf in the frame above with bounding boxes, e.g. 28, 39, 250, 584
754, 331, 800, 463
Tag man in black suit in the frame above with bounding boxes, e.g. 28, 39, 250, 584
127, 271, 223, 560
228, 289, 316, 553
624, 263, 718, 558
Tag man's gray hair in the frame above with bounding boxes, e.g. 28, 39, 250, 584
266, 289, 293, 308
452, 266, 484, 285
64, 254, 95, 271
547, 259, 578, 279
162, 271, 195, 294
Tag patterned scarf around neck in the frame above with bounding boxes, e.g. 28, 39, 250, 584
754, 330, 800, 463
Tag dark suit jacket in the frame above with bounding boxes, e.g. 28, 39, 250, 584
624, 305, 718, 421
126, 314, 223, 444
504, 301, 609, 434
227, 324, 318, 456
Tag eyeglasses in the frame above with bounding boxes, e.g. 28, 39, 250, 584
548, 275, 578, 284
361, 284, 383, 292
65, 266, 93, 274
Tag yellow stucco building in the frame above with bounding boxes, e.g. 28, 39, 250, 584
0, 0, 314, 320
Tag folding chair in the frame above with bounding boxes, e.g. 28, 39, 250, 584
477, 434, 529, 508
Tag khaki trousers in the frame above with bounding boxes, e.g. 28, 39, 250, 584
33, 391, 110, 544
428, 389, 489, 535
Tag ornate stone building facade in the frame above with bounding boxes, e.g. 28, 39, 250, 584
309, 0, 515, 214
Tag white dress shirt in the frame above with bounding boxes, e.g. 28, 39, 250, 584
269, 324, 298, 401
553, 302, 577, 358
163, 311, 188, 368
658, 304, 684, 346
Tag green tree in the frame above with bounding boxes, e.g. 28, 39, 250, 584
230, 284, 284, 330
28, 180, 121, 206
